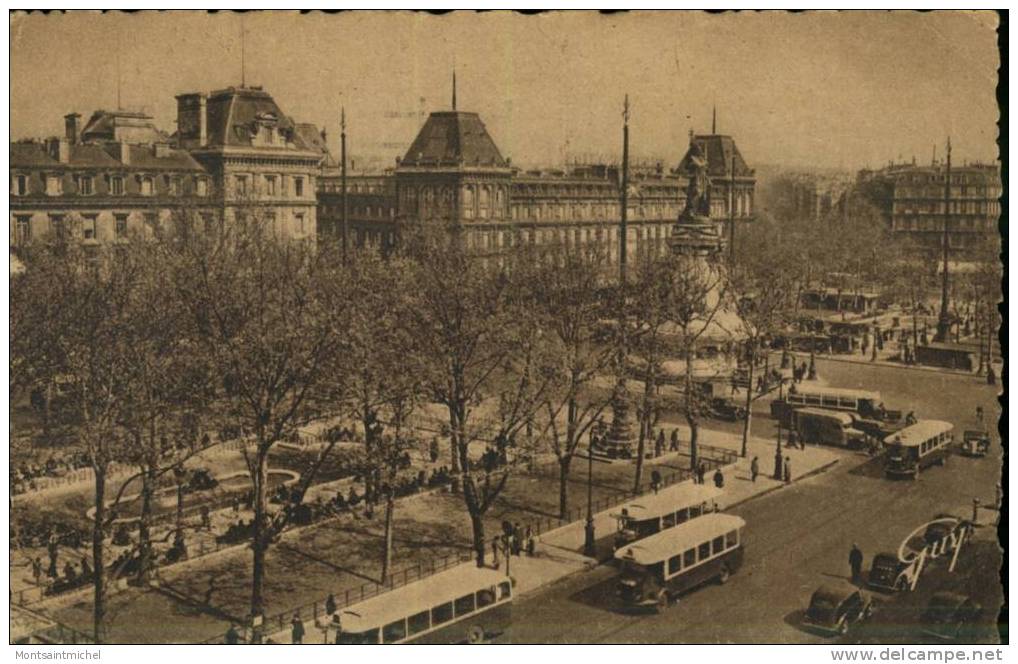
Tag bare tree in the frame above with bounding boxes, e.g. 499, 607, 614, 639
166, 207, 346, 631
403, 230, 552, 567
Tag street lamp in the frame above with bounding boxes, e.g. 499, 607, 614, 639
584, 431, 596, 557
773, 424, 784, 480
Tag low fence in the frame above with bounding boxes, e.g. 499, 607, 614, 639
196, 549, 474, 644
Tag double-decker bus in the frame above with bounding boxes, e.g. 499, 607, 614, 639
611, 482, 723, 550
884, 420, 954, 480
333, 565, 512, 644
615, 513, 746, 612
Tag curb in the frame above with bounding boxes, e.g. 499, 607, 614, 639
792, 352, 996, 379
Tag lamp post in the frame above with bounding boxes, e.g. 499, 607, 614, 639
773, 424, 784, 480
584, 432, 596, 557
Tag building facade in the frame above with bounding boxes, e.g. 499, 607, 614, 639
11, 85, 326, 252
316, 108, 757, 262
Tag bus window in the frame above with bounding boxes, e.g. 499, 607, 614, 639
806, 395, 822, 406
838, 397, 857, 409
432, 602, 453, 625
498, 581, 512, 600
689, 504, 702, 518
725, 530, 738, 549
477, 587, 496, 609
454, 593, 476, 617
822, 396, 838, 408
662, 512, 676, 528
668, 555, 681, 575
683, 548, 696, 567
789, 394, 804, 406
382, 619, 407, 644
676, 508, 689, 525
408, 611, 430, 636
698, 542, 711, 560
337, 628, 379, 645
712, 536, 725, 555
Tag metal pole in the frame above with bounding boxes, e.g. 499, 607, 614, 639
620, 94, 630, 283
341, 107, 349, 261
935, 138, 952, 341
729, 154, 736, 266
584, 435, 595, 557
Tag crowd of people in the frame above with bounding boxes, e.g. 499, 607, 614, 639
10, 452, 93, 495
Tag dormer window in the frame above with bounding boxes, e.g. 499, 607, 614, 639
196, 177, 208, 197
110, 176, 125, 196
171, 177, 182, 196
140, 176, 154, 197
12, 174, 28, 196
76, 175, 94, 195
45, 174, 63, 196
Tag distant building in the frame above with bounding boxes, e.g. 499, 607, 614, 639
10, 85, 327, 253
316, 106, 757, 263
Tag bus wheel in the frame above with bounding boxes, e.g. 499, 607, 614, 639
466, 625, 485, 644
718, 566, 731, 585
655, 590, 669, 613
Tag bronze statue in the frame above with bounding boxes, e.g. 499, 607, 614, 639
681, 141, 713, 219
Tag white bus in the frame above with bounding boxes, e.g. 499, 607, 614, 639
611, 482, 723, 549
884, 420, 954, 480
615, 513, 746, 612
333, 565, 512, 644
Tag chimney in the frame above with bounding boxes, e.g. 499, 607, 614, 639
47, 137, 70, 164
175, 92, 207, 148
64, 113, 81, 144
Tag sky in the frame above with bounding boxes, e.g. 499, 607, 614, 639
9, 11, 1001, 172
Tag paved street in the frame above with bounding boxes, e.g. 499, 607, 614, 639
499, 441, 1000, 643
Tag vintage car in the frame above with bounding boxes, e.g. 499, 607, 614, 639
920, 592, 982, 640
707, 397, 748, 422
867, 552, 909, 593
959, 430, 991, 458
802, 583, 873, 635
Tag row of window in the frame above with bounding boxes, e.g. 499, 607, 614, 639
916, 432, 951, 457
665, 529, 740, 578
12, 173, 209, 198
233, 173, 306, 198
895, 202, 999, 216
891, 217, 996, 232
467, 224, 671, 251
362, 581, 511, 644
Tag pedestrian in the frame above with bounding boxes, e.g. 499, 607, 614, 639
527, 530, 536, 557
849, 543, 864, 584
696, 461, 706, 485
80, 556, 91, 579
976, 406, 985, 427
291, 613, 305, 644
713, 467, 724, 489
651, 469, 662, 493
31, 557, 42, 586
730, 376, 739, 396
750, 456, 759, 483
200, 504, 211, 531
784, 456, 792, 484
492, 537, 501, 569
325, 593, 337, 617
46, 536, 58, 579
655, 430, 665, 457
670, 429, 679, 452
63, 560, 77, 584
430, 437, 440, 464
513, 523, 522, 555
225, 624, 240, 645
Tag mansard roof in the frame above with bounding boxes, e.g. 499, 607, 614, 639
204, 86, 319, 153
401, 111, 507, 168
678, 134, 754, 179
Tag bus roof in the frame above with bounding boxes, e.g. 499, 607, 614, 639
611, 482, 723, 521
795, 408, 855, 424
613, 513, 746, 565
790, 384, 881, 401
883, 420, 954, 446
338, 564, 509, 633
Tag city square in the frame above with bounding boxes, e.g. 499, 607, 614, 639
8, 10, 1003, 648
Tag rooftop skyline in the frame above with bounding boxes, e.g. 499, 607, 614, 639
10, 11, 1001, 171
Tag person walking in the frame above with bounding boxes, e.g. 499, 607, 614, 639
225, 624, 240, 645
291, 613, 305, 644
526, 528, 536, 557
670, 429, 679, 452
200, 505, 211, 531
849, 543, 864, 584
31, 557, 42, 586
651, 469, 662, 494
784, 456, 792, 484
713, 467, 724, 489
696, 461, 706, 485
513, 523, 523, 556
325, 593, 337, 617
655, 430, 665, 457
750, 456, 759, 483
46, 535, 58, 578
492, 537, 501, 569
976, 406, 985, 428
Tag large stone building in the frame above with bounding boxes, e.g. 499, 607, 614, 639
10, 85, 326, 251
316, 105, 756, 261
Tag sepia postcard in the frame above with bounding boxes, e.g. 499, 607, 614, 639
7, 9, 1004, 650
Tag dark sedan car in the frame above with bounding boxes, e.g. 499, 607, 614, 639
803, 583, 873, 635
920, 592, 982, 640
867, 552, 908, 592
